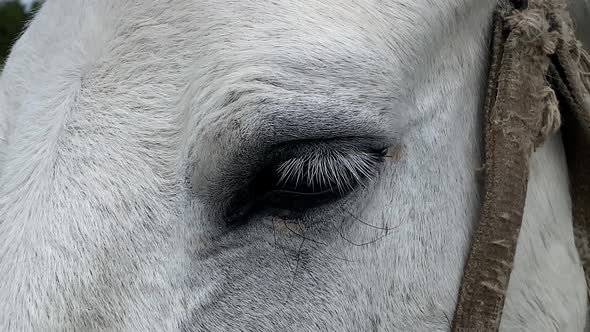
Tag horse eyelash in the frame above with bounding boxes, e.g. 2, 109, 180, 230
274, 149, 383, 194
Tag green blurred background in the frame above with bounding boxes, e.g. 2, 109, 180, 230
0, 0, 42, 68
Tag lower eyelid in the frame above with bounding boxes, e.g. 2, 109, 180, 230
262, 189, 342, 211
271, 188, 339, 197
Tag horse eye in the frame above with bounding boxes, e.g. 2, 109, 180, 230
255, 148, 386, 212
225, 141, 389, 223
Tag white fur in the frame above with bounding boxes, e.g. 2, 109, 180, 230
0, 0, 588, 330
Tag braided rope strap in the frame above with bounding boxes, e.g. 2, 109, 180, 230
451, 0, 590, 330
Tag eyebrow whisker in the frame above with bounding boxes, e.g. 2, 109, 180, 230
330, 220, 391, 247
341, 206, 395, 231
272, 219, 296, 273
281, 222, 328, 246
286, 221, 307, 301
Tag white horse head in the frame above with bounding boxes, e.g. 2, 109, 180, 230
0, 0, 588, 330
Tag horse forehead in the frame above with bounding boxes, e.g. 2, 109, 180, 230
2, 0, 467, 113
100, 1, 411, 82
116, 0, 457, 72
72, 0, 458, 125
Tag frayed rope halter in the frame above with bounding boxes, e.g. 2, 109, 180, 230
451, 0, 590, 330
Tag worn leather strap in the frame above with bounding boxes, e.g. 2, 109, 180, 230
451, 0, 590, 330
